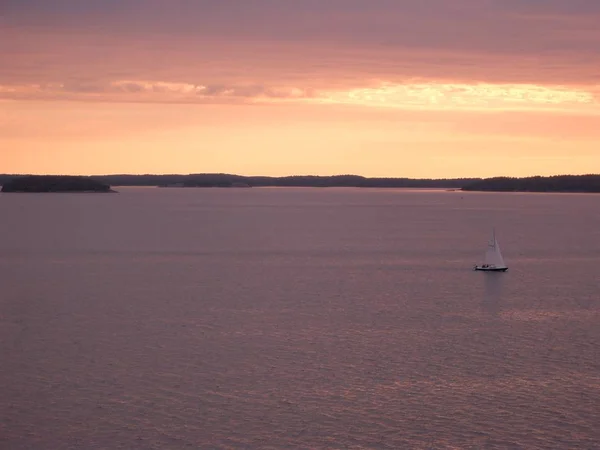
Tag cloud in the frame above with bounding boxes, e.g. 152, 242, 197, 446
2, 0, 600, 104
2, 79, 598, 117
110, 81, 313, 99
320, 82, 599, 112
4, 0, 599, 55
498, 0, 600, 17
0, 80, 315, 103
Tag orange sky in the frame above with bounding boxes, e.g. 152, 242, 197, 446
2, 1, 600, 178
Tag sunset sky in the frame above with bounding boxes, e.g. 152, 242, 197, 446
2, 0, 599, 178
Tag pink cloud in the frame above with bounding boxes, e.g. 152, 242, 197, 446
1, 0, 599, 103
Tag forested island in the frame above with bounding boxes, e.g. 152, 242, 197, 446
1, 173, 599, 192
87, 174, 477, 189
461, 175, 600, 193
0, 174, 475, 189
1, 175, 115, 193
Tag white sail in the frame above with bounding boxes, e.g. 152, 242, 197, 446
483, 230, 506, 268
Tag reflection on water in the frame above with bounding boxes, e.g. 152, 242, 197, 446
481, 271, 505, 317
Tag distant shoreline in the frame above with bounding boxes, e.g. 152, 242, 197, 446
1, 173, 599, 193
1, 175, 115, 193
460, 175, 600, 193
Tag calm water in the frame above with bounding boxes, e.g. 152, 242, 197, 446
1, 187, 599, 449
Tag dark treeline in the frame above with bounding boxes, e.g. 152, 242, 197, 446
0, 173, 473, 188
89, 174, 477, 188
2, 173, 600, 192
1, 175, 113, 193
461, 175, 600, 193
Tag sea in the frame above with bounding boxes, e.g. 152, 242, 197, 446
1, 187, 599, 449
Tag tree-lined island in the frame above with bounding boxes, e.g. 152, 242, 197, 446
1, 174, 600, 193
1, 175, 115, 193
461, 175, 600, 193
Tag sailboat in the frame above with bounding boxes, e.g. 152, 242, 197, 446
474, 229, 508, 272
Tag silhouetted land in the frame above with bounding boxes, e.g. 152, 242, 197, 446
461, 175, 600, 193
1, 175, 114, 193
1, 174, 599, 192
92, 174, 478, 189
0, 173, 475, 189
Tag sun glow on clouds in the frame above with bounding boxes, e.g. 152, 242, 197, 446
320, 82, 598, 111
1, 80, 597, 113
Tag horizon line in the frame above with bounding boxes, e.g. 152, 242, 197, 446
2, 172, 600, 180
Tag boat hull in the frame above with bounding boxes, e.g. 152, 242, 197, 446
474, 266, 508, 272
